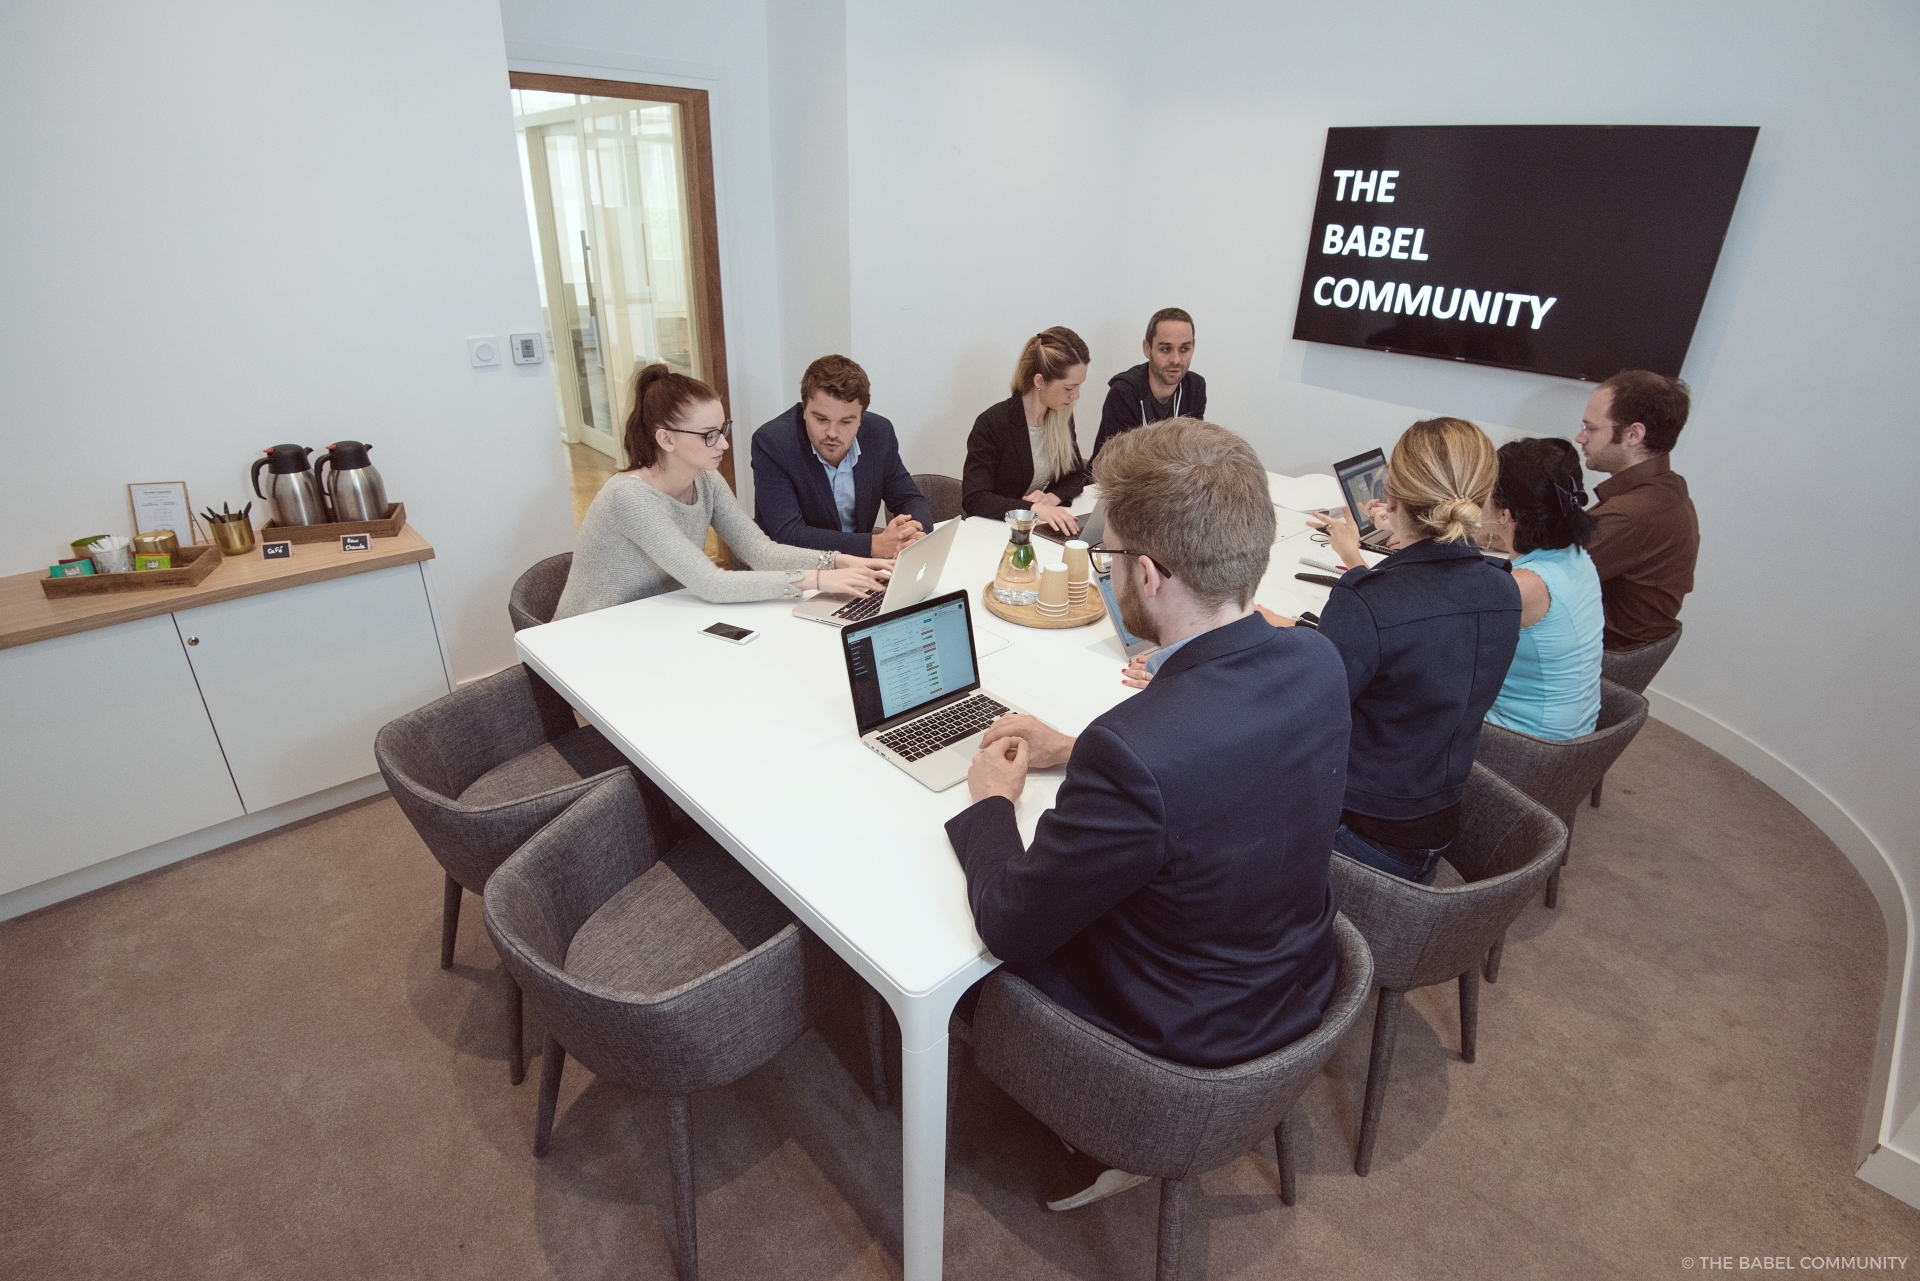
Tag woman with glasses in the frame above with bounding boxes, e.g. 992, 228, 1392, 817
555, 364, 894, 619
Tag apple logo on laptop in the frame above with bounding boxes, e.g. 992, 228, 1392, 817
916, 565, 927, 582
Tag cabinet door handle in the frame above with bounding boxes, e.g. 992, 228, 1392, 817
186, 636, 199, 646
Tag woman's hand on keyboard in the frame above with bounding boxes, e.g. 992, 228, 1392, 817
980, 713, 1074, 769
819, 563, 891, 597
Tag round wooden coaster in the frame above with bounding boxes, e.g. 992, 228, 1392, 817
980, 582, 1104, 629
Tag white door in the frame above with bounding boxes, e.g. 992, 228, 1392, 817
0, 616, 245, 895
175, 565, 452, 813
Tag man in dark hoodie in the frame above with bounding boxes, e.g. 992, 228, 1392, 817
1091, 307, 1207, 459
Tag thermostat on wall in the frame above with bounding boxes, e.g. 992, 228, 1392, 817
467, 335, 501, 367
510, 333, 544, 365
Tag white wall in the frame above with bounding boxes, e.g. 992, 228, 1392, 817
835, 0, 1920, 1158
0, 0, 575, 683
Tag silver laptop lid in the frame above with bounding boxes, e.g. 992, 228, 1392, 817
839, 589, 982, 736
877, 517, 960, 611
1332, 448, 1389, 537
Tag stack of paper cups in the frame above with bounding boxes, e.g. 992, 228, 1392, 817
1063, 540, 1091, 607
1037, 563, 1070, 617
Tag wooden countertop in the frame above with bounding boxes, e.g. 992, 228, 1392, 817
0, 526, 436, 650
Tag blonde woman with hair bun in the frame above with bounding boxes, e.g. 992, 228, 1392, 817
1303, 416, 1521, 883
961, 326, 1094, 535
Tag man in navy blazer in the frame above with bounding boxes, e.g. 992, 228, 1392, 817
948, 417, 1350, 1211
751, 354, 934, 557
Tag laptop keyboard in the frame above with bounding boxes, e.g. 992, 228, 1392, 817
875, 695, 1010, 762
832, 592, 886, 621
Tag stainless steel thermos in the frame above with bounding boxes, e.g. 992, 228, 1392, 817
250, 444, 328, 527
314, 441, 389, 523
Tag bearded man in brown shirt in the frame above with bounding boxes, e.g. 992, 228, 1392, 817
1575, 371, 1700, 651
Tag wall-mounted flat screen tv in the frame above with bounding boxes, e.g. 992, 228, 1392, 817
1291, 125, 1758, 381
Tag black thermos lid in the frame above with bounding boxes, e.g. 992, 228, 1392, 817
323, 440, 374, 468
264, 444, 313, 473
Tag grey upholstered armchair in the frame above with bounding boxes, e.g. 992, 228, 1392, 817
483, 772, 816, 1281
910, 473, 964, 524
375, 664, 671, 1083
967, 916, 1374, 1281
1474, 678, 1649, 908
1329, 763, 1566, 1176
1591, 621, 1681, 807
508, 552, 572, 632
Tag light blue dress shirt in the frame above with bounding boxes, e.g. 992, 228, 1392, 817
814, 437, 862, 535
1144, 632, 1196, 675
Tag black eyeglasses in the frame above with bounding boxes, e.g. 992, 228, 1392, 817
1089, 544, 1172, 578
665, 419, 734, 448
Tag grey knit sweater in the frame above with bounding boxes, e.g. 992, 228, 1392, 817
554, 470, 836, 620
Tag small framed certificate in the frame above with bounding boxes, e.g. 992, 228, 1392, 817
128, 481, 203, 545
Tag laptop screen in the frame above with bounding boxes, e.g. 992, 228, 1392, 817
1333, 449, 1389, 535
841, 590, 980, 734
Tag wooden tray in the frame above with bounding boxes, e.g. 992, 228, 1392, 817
263, 502, 407, 544
40, 543, 222, 598
980, 582, 1104, 629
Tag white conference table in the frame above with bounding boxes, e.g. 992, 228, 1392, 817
513, 474, 1362, 1281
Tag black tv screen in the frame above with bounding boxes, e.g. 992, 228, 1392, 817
1290, 125, 1757, 381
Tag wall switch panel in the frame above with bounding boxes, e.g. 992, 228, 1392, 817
467, 335, 500, 367
509, 333, 544, 364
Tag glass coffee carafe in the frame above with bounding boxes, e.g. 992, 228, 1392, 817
992, 509, 1041, 605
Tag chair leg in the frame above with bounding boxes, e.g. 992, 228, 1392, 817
534, 1035, 565, 1157
440, 873, 462, 969
1156, 1176, 1189, 1281
1458, 967, 1479, 1064
667, 1094, 699, 1281
864, 987, 890, 1110
508, 976, 525, 1086
1590, 773, 1604, 808
1484, 937, 1505, 985
1355, 987, 1404, 1177
1544, 866, 1561, 909
1275, 1112, 1297, 1206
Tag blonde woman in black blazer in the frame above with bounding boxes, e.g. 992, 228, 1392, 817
962, 327, 1093, 535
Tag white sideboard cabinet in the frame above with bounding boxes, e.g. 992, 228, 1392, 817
0, 529, 453, 912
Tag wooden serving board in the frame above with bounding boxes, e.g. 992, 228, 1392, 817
40, 543, 222, 598
263, 502, 407, 544
980, 582, 1104, 629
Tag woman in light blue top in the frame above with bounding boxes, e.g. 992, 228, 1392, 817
1482, 437, 1605, 739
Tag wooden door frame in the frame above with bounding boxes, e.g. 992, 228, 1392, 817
509, 72, 734, 490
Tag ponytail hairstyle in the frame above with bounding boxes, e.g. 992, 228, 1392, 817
1010, 326, 1091, 490
1385, 416, 1500, 544
1492, 436, 1594, 553
623, 362, 721, 469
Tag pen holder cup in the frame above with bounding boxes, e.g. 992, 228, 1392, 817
211, 519, 256, 556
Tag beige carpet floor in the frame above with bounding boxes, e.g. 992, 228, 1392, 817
3, 720, 1915, 1280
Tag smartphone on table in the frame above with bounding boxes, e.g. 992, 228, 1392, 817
702, 622, 759, 645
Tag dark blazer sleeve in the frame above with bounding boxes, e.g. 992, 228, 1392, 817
1315, 577, 1382, 704
944, 725, 1167, 963
1092, 381, 1136, 459
961, 406, 1027, 520
868, 418, 934, 532
751, 418, 872, 556
1186, 372, 1207, 420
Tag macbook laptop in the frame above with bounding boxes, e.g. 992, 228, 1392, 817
1332, 448, 1397, 555
839, 588, 1027, 791
1094, 570, 1157, 660
1033, 499, 1104, 546
793, 517, 960, 627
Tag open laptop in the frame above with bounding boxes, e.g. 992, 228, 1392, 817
793, 517, 960, 627
839, 588, 1027, 791
1094, 570, 1157, 660
1033, 499, 1104, 546
1332, 448, 1397, 555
